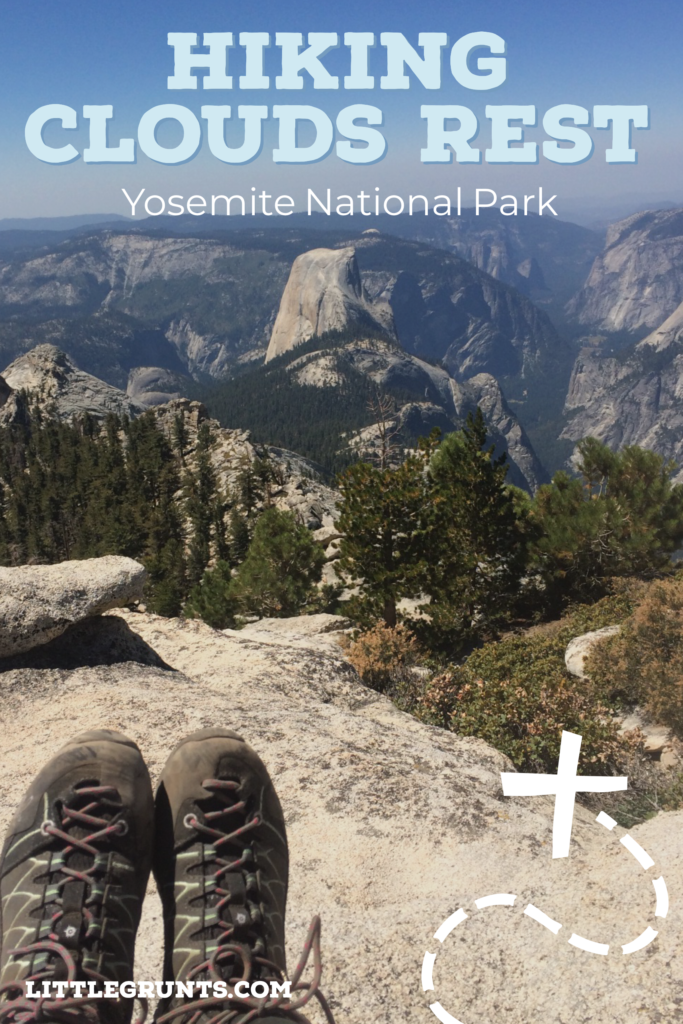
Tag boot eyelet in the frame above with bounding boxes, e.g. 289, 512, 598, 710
116, 820, 129, 836
40, 820, 54, 836
183, 814, 197, 830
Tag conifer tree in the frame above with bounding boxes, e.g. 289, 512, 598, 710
336, 436, 437, 627
336, 411, 528, 650
228, 508, 251, 564
183, 560, 236, 629
530, 437, 683, 608
228, 507, 325, 618
423, 409, 529, 650
172, 412, 189, 461
235, 453, 264, 520
185, 422, 217, 585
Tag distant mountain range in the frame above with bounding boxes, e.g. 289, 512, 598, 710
1, 205, 683, 484
0, 221, 569, 376
0, 213, 128, 231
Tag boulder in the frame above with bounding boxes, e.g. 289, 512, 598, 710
564, 625, 621, 678
325, 539, 341, 560
0, 556, 146, 657
619, 709, 677, 764
0, 608, 679, 1024
313, 523, 341, 546
126, 366, 193, 408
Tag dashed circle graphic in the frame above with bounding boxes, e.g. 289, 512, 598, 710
421, 811, 669, 1024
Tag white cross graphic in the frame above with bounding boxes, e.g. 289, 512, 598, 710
500, 731, 628, 858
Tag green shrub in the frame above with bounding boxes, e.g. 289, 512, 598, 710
422, 664, 624, 774
419, 591, 640, 775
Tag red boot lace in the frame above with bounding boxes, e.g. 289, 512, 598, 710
156, 778, 335, 1024
0, 783, 146, 1024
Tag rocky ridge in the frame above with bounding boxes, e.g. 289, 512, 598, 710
285, 336, 545, 491
0, 558, 680, 1023
1, 344, 143, 421
0, 338, 545, 494
0, 343, 340, 534
145, 397, 341, 534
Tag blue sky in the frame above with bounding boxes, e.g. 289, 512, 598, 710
1, 0, 681, 219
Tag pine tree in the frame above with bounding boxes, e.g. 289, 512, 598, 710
336, 412, 528, 651
147, 536, 189, 617
228, 508, 251, 564
422, 409, 529, 650
183, 560, 236, 629
185, 422, 217, 586
336, 435, 437, 627
228, 507, 325, 618
172, 412, 189, 461
235, 453, 264, 521
530, 437, 683, 609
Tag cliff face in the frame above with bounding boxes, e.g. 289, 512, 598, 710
0, 232, 291, 379
0, 373, 25, 427
636, 300, 683, 352
0, 375, 11, 410
459, 371, 545, 491
566, 209, 683, 334
265, 237, 567, 387
559, 211, 683, 473
265, 247, 393, 362
0, 233, 239, 308
393, 207, 603, 311
562, 319, 683, 480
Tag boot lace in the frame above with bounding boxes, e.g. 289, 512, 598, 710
0, 782, 146, 1024
157, 778, 335, 1024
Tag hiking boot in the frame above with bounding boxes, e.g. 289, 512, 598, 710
153, 728, 335, 1024
0, 729, 154, 1024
